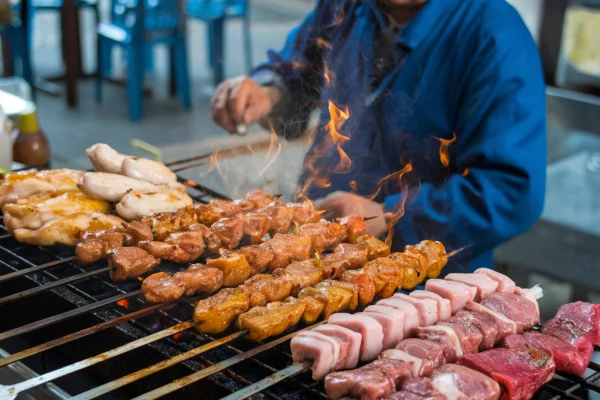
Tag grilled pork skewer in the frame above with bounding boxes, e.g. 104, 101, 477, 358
234, 240, 448, 341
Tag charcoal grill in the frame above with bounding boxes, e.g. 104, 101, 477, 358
0, 177, 599, 400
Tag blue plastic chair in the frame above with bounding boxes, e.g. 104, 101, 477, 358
96, 0, 192, 121
187, 0, 252, 87
1, 0, 34, 92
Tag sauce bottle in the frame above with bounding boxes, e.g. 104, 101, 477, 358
13, 106, 50, 168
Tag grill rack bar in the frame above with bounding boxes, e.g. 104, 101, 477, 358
220, 363, 307, 400
0, 256, 76, 283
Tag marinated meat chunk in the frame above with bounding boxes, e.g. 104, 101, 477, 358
363, 258, 404, 298
194, 288, 250, 334
242, 211, 270, 244
298, 220, 347, 253
338, 214, 367, 243
142, 272, 185, 303
236, 297, 305, 341
244, 189, 278, 208
139, 230, 205, 263
261, 201, 294, 233
322, 243, 369, 269
206, 252, 253, 287
275, 259, 326, 293
480, 292, 539, 333
211, 217, 244, 249
173, 264, 223, 295
76, 231, 125, 265
242, 274, 296, 307
341, 269, 376, 306
188, 223, 221, 253
458, 347, 556, 400
290, 200, 321, 225
298, 281, 357, 323
357, 235, 391, 260
387, 250, 427, 288
268, 234, 313, 270
404, 240, 447, 279
142, 205, 199, 241
454, 310, 499, 350
108, 247, 160, 281
238, 244, 274, 272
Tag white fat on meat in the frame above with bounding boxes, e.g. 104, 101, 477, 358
429, 364, 501, 400
291, 331, 340, 380
444, 273, 499, 302
393, 293, 438, 327
360, 310, 403, 350
464, 301, 518, 341
328, 313, 384, 362
313, 324, 362, 370
364, 305, 405, 345
410, 291, 452, 322
415, 325, 463, 363
377, 298, 420, 337
425, 279, 477, 314
474, 268, 516, 293
380, 349, 425, 377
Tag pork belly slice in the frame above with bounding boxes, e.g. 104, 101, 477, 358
304, 328, 348, 372
415, 325, 463, 363
439, 316, 483, 355
400, 364, 501, 400
480, 292, 539, 333
444, 273, 499, 302
424, 279, 476, 315
454, 310, 499, 350
503, 331, 593, 376
291, 331, 340, 380
464, 301, 517, 341
313, 324, 362, 370
394, 339, 446, 376
378, 298, 420, 337
393, 293, 438, 327
328, 313, 384, 361
474, 268, 516, 293
458, 347, 556, 400
541, 301, 600, 347
410, 291, 451, 322
363, 307, 405, 349
325, 358, 414, 400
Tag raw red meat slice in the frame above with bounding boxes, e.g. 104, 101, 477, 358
395, 338, 446, 376
480, 292, 540, 333
458, 347, 556, 400
425, 279, 476, 314
503, 331, 593, 376
291, 331, 339, 380
464, 302, 517, 341
381, 349, 426, 377
445, 273, 499, 302
328, 313, 384, 361
514, 286, 541, 317
378, 298, 420, 336
325, 358, 414, 400
394, 293, 438, 327
415, 325, 463, 363
474, 268, 516, 293
440, 317, 483, 354
455, 310, 499, 350
541, 301, 600, 347
313, 324, 362, 370
410, 291, 452, 322
384, 392, 444, 400
361, 311, 404, 350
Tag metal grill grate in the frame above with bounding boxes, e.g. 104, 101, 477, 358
0, 178, 599, 400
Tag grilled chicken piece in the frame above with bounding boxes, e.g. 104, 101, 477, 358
290, 200, 322, 225
79, 172, 164, 202
0, 169, 83, 206
124, 221, 154, 243
363, 257, 405, 298
405, 240, 447, 278
13, 212, 125, 246
242, 274, 297, 308
121, 157, 178, 186
108, 247, 160, 281
261, 201, 295, 233
2, 190, 112, 232
173, 264, 223, 295
340, 269, 377, 306
267, 233, 313, 270
338, 215, 367, 243
142, 272, 186, 303
244, 189, 279, 208
211, 217, 244, 249
206, 252, 253, 287
388, 251, 427, 289
142, 205, 200, 241
194, 288, 251, 334
238, 245, 274, 272
236, 297, 306, 342
274, 259, 329, 294
297, 220, 348, 253
76, 231, 126, 265
298, 280, 358, 324
116, 189, 193, 221
86, 143, 130, 174
356, 235, 391, 260
209, 199, 253, 217
321, 243, 369, 270
242, 211, 270, 244
139, 231, 205, 263
188, 223, 221, 253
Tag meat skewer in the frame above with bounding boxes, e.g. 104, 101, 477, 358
233, 240, 449, 341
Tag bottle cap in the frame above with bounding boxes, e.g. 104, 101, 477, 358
18, 106, 39, 135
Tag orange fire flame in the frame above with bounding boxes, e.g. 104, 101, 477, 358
434, 132, 457, 167
462, 168, 469, 177
116, 299, 130, 308
137, 277, 144, 282
260, 127, 285, 177
381, 163, 414, 246
172, 332, 184, 342
367, 163, 413, 202
317, 38, 332, 50
349, 180, 358, 194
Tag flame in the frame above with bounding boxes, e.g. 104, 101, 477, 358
317, 38, 331, 50
259, 127, 285, 177
381, 163, 414, 246
434, 132, 457, 167
367, 163, 413, 201
462, 168, 469, 177
207, 150, 220, 173
324, 64, 335, 88
296, 101, 352, 199
137, 277, 144, 282
330, 7, 345, 28
172, 332, 184, 341
116, 299, 130, 308
349, 180, 358, 194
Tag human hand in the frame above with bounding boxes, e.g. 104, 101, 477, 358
211, 76, 281, 134
314, 191, 388, 238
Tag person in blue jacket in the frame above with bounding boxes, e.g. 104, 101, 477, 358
211, 0, 547, 273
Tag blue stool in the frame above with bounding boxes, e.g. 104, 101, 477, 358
187, 0, 252, 87
96, 0, 192, 121
1, 0, 34, 94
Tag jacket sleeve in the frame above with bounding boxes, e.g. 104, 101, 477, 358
251, 1, 337, 139
384, 7, 547, 266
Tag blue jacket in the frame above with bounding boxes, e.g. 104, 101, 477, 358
253, 0, 546, 273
